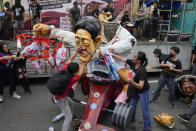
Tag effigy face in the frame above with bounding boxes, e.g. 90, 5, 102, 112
75, 29, 100, 63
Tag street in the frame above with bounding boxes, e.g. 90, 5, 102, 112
0, 75, 196, 131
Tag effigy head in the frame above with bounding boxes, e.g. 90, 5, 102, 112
74, 16, 101, 63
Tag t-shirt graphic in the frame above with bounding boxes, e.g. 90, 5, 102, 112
12, 5, 25, 20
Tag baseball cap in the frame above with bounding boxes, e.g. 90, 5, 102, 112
153, 48, 161, 54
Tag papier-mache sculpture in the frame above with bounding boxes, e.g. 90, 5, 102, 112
154, 113, 175, 128
32, 16, 136, 102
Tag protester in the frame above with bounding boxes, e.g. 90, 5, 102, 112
178, 97, 196, 123
111, 51, 152, 131
13, 44, 31, 94
152, 48, 168, 92
0, 43, 21, 103
101, 2, 115, 21
53, 47, 86, 131
70, 1, 80, 31
92, 2, 100, 18
120, 11, 130, 27
30, 0, 42, 25
3, 2, 13, 40
135, 0, 147, 39
149, 1, 159, 42
151, 47, 182, 108
12, 0, 25, 40
153, 48, 166, 64
191, 46, 196, 76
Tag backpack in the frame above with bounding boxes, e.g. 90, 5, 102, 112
46, 69, 73, 95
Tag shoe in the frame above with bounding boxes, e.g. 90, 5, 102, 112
150, 100, 155, 104
0, 96, 3, 103
12, 94, 21, 99
149, 38, 156, 42
178, 114, 190, 123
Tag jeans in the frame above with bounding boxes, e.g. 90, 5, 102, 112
192, 64, 196, 76
153, 75, 175, 105
130, 89, 152, 130
0, 69, 16, 95
57, 97, 73, 131
186, 98, 196, 119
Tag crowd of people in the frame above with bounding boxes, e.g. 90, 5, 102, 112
0, 0, 42, 40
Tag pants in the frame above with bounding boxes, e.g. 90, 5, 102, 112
17, 77, 31, 92
186, 98, 196, 119
153, 75, 175, 105
151, 18, 159, 39
130, 89, 152, 130
192, 64, 196, 76
57, 97, 73, 131
0, 69, 16, 95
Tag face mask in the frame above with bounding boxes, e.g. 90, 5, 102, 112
169, 53, 174, 58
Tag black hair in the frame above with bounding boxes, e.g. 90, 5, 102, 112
137, 51, 148, 67
0, 42, 12, 55
67, 62, 79, 74
170, 46, 180, 54
107, 2, 113, 8
74, 16, 101, 42
4, 1, 10, 7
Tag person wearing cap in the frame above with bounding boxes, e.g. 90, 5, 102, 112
153, 48, 166, 64
70, 1, 80, 31
151, 47, 182, 108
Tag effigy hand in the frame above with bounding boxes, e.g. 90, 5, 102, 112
154, 113, 175, 128
33, 23, 53, 37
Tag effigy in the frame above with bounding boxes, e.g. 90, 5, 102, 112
22, 16, 137, 130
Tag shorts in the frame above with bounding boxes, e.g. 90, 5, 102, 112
13, 20, 24, 29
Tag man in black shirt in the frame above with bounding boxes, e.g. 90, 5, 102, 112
12, 0, 25, 40
191, 46, 196, 76
101, 2, 115, 21
151, 47, 182, 108
153, 48, 166, 64
30, 0, 42, 25
120, 11, 130, 27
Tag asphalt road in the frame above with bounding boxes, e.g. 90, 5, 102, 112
0, 76, 196, 131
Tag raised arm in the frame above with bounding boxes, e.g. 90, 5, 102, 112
66, 47, 80, 63
111, 53, 127, 63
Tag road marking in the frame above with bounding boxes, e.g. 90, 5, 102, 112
149, 80, 158, 84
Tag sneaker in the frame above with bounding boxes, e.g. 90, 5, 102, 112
178, 114, 190, 123
149, 38, 156, 42
0, 96, 3, 103
150, 100, 155, 104
12, 94, 21, 99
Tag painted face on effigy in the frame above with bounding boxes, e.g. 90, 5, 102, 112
74, 16, 101, 63
75, 29, 100, 63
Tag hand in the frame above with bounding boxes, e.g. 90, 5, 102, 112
169, 65, 174, 70
12, 20, 15, 24
191, 62, 194, 68
127, 77, 133, 83
109, 48, 114, 53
